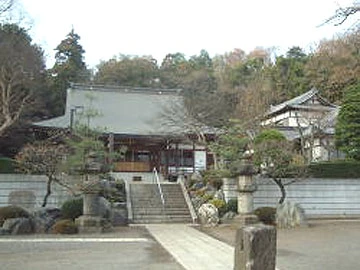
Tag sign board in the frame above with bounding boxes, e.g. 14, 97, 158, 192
194, 151, 207, 171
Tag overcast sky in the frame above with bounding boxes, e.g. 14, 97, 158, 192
14, 0, 358, 68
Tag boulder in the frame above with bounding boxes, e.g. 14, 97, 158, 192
2, 217, 34, 235
111, 208, 128, 226
0, 228, 10, 235
8, 190, 36, 210
276, 201, 307, 228
99, 199, 128, 226
98, 196, 112, 219
32, 208, 61, 233
198, 203, 219, 226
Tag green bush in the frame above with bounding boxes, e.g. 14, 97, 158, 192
0, 205, 30, 226
209, 198, 227, 217
201, 193, 213, 202
254, 207, 276, 225
52, 219, 78, 234
0, 157, 16, 173
309, 160, 360, 178
226, 199, 238, 213
61, 198, 83, 220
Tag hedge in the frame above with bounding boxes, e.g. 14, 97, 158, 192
309, 160, 360, 178
0, 157, 16, 173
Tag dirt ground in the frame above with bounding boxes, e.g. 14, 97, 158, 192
198, 219, 360, 270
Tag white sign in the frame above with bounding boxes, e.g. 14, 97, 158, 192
194, 151, 207, 171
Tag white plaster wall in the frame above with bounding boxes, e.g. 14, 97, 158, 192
0, 174, 72, 209
254, 177, 360, 217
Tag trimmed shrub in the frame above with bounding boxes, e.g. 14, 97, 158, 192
0, 205, 30, 226
309, 160, 360, 178
226, 199, 238, 214
209, 198, 227, 217
0, 157, 16, 173
254, 207, 276, 225
201, 193, 213, 202
52, 219, 78, 234
61, 198, 83, 220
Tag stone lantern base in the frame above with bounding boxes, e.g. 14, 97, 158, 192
75, 215, 110, 234
75, 191, 111, 234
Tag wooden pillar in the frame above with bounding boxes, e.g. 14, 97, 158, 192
192, 141, 196, 173
175, 142, 179, 173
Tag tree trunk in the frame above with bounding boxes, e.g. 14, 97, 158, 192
272, 178, 286, 204
53, 178, 76, 196
42, 176, 53, 207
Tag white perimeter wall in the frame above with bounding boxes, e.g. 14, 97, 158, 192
0, 174, 72, 209
254, 177, 360, 217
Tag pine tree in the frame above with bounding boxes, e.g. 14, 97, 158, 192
51, 28, 89, 116
335, 82, 360, 160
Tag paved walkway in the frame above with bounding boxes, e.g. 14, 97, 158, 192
146, 224, 234, 270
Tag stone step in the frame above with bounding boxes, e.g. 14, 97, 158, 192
132, 217, 193, 224
133, 210, 190, 215
130, 183, 192, 224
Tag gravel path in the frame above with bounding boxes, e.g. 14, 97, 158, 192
199, 220, 360, 270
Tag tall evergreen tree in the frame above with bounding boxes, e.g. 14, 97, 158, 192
335, 82, 360, 160
51, 28, 88, 116
271, 46, 309, 102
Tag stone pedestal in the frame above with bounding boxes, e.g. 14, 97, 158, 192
234, 224, 277, 270
236, 174, 258, 226
75, 192, 109, 233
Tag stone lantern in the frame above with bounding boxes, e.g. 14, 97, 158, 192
233, 159, 259, 225
75, 181, 107, 233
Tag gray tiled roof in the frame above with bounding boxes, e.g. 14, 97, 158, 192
35, 84, 214, 136
266, 88, 335, 116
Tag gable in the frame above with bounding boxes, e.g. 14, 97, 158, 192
265, 88, 336, 118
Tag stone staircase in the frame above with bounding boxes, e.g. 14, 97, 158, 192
129, 183, 193, 224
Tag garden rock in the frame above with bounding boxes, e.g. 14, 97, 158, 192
111, 208, 128, 226
0, 228, 10, 235
99, 196, 112, 219
8, 190, 36, 210
3, 217, 34, 235
32, 208, 61, 233
276, 201, 307, 228
198, 203, 219, 226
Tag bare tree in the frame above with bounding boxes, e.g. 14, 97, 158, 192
16, 141, 76, 207
0, 24, 45, 136
323, 2, 360, 26
0, 0, 13, 15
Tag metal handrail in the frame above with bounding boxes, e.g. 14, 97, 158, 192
153, 167, 165, 206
